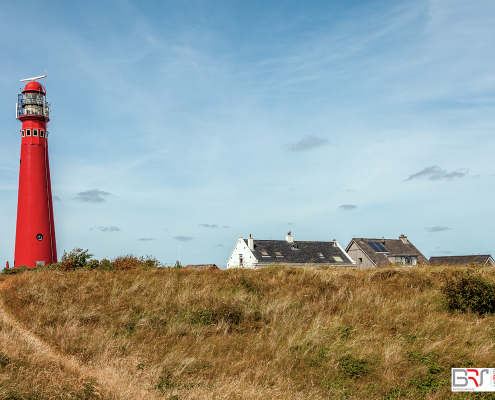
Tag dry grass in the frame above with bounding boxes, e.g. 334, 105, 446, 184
1, 265, 495, 399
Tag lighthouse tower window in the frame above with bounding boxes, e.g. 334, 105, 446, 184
26, 129, 31, 136
21, 130, 25, 137
33, 129, 38, 136
40, 130, 44, 137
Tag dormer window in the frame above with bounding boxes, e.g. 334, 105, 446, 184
333, 256, 343, 262
318, 252, 325, 258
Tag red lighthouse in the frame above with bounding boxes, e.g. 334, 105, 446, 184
14, 73, 57, 268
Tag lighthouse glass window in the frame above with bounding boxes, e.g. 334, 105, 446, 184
40, 130, 44, 137
33, 129, 38, 136
26, 129, 31, 136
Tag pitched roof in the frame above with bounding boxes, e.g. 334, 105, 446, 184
244, 239, 353, 265
346, 237, 428, 267
429, 255, 494, 266
185, 264, 220, 270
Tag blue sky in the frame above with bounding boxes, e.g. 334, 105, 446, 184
1, 0, 494, 268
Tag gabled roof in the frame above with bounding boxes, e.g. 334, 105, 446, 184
185, 264, 220, 270
346, 236, 428, 267
244, 239, 353, 265
429, 255, 494, 266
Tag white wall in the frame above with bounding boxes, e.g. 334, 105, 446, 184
226, 237, 258, 269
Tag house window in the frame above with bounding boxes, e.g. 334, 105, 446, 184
359, 258, 363, 263
405, 257, 416, 266
333, 256, 343, 262
275, 252, 283, 258
318, 252, 325, 258
239, 254, 243, 265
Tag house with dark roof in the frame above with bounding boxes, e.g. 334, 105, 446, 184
429, 255, 495, 267
226, 232, 355, 269
345, 235, 428, 269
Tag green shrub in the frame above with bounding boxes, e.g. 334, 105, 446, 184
61, 248, 94, 270
338, 354, 372, 378
185, 303, 244, 326
99, 259, 114, 271
85, 259, 100, 270
1, 265, 30, 275
155, 370, 177, 391
42, 262, 62, 270
408, 376, 446, 394
442, 273, 495, 315
142, 256, 160, 268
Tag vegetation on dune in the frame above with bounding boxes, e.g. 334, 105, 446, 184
2, 249, 161, 275
1, 258, 495, 399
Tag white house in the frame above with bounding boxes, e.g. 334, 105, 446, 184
226, 232, 355, 269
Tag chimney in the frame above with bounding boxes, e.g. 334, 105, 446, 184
248, 234, 254, 250
286, 231, 294, 243
332, 239, 337, 247
382, 237, 385, 244
399, 234, 408, 243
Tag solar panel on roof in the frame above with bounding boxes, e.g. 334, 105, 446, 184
369, 242, 387, 252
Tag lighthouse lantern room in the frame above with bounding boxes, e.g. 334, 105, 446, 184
14, 73, 57, 268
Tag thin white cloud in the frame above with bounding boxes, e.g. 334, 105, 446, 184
198, 224, 218, 228
339, 204, 357, 211
139, 238, 155, 241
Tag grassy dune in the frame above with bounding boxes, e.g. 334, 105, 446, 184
1, 265, 495, 399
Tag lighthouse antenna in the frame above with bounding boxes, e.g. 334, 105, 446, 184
20, 72, 47, 82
